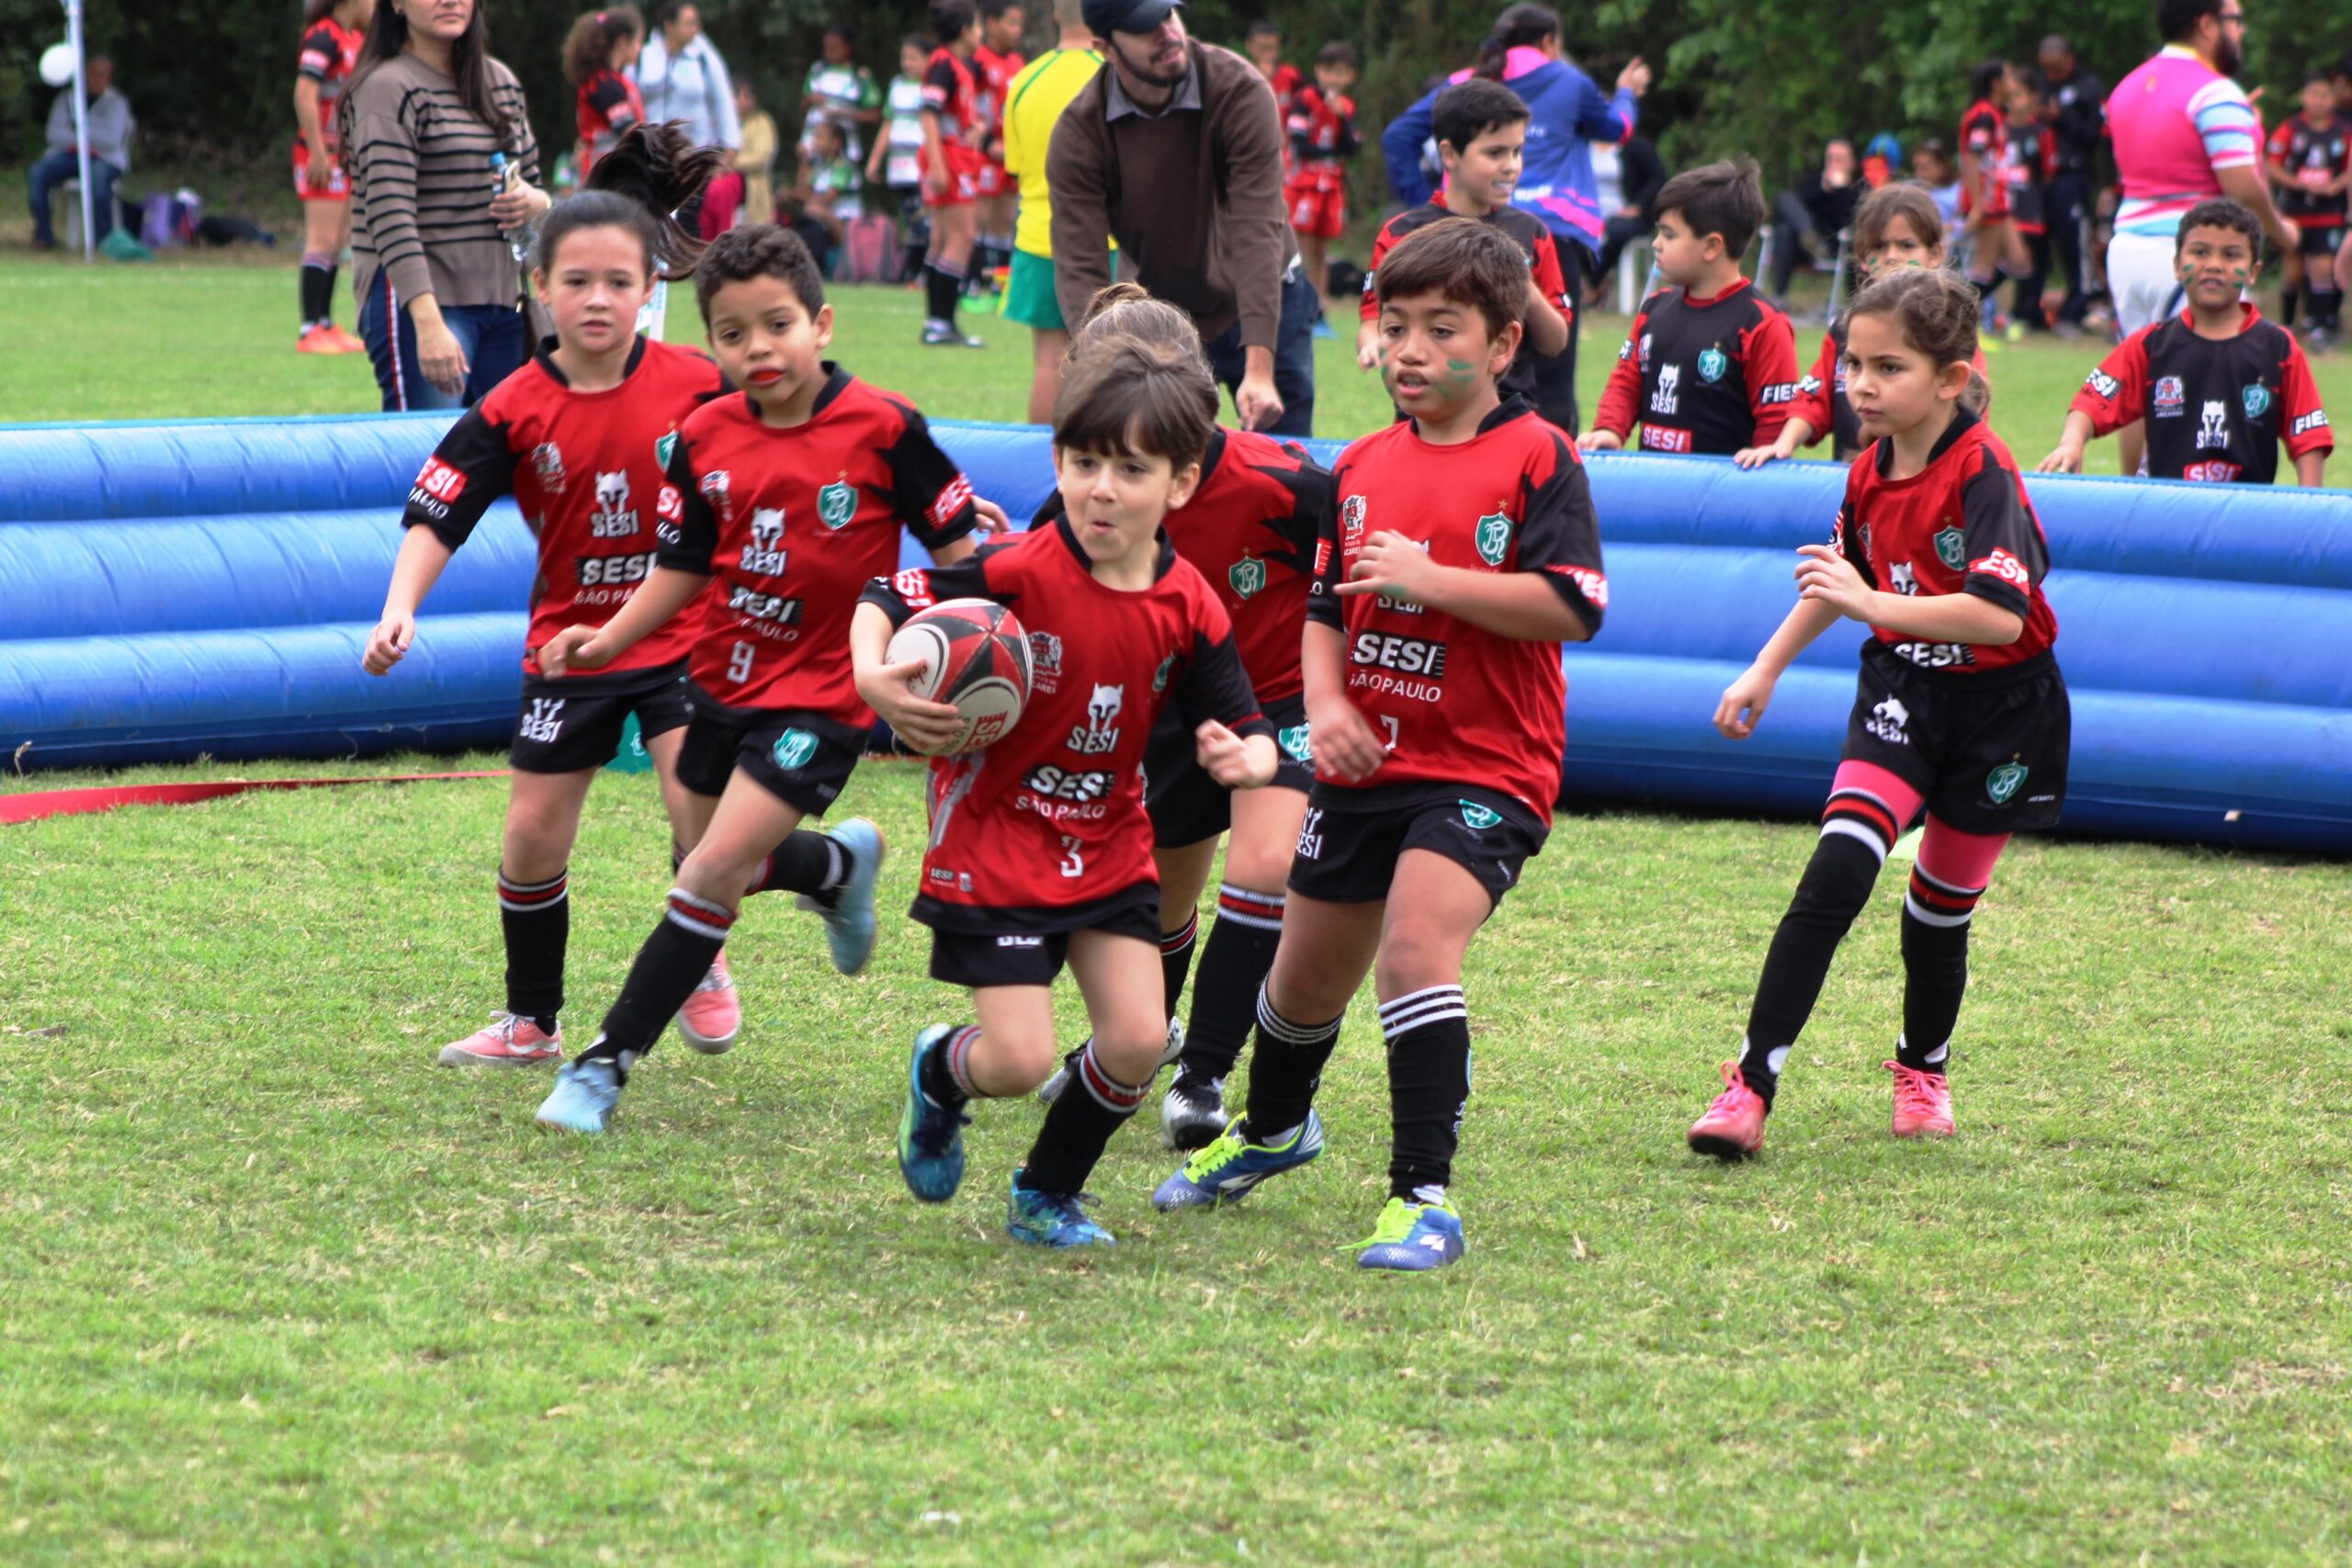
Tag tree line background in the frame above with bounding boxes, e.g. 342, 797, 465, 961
3, 0, 2341, 196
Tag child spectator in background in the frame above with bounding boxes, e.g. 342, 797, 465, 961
2040, 199, 2331, 485
873, 34, 936, 284
970, 0, 1027, 291
2267, 73, 2349, 346
733, 73, 776, 225
2001, 69, 2057, 334
1581, 158, 1798, 457
1959, 59, 2027, 333
1246, 18, 1301, 110
786, 118, 865, 275
294, 0, 371, 355
1284, 42, 1359, 334
566, 7, 644, 183
799, 25, 880, 166
917, 0, 989, 347
1913, 138, 1962, 252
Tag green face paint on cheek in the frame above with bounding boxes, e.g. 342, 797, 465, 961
1441, 355, 1479, 394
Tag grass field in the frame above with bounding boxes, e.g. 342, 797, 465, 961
4, 250, 2352, 1562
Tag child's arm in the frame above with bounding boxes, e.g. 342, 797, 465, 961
2037, 408, 2099, 472
1356, 220, 1396, 369
1794, 542, 2022, 644
1714, 597, 1844, 739
1523, 232, 1573, 358
1333, 98, 1362, 162
363, 525, 455, 674
847, 601, 969, 753
2294, 448, 2327, 486
1170, 609, 1278, 790
2039, 333, 2147, 470
1300, 620, 1385, 782
2279, 335, 2334, 486
1578, 308, 1649, 449
365, 412, 519, 674
1736, 415, 1817, 468
536, 566, 709, 675
1743, 309, 1802, 447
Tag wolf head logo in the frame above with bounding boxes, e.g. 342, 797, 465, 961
2199, 400, 2229, 446
594, 471, 628, 513
1658, 363, 1682, 396
1088, 682, 1123, 734
749, 507, 785, 549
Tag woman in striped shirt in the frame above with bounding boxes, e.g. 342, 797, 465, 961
341, 0, 550, 411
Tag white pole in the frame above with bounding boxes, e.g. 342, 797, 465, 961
63, 0, 93, 263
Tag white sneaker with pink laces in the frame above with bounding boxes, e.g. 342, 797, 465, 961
437, 1011, 562, 1067
676, 950, 741, 1055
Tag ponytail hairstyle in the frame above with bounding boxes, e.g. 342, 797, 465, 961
1473, 3, 1560, 80
1839, 267, 1991, 417
1053, 334, 1221, 470
1850, 182, 1948, 269
1069, 282, 1205, 365
344, 0, 519, 152
537, 120, 725, 280
564, 6, 644, 86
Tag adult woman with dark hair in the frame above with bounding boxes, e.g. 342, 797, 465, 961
294, 0, 375, 355
342, 0, 548, 411
1378, 3, 1649, 434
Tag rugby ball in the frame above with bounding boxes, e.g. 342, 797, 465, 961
884, 597, 1033, 756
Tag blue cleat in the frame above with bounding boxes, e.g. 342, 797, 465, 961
1310, 315, 1337, 339
536, 1054, 623, 1134
898, 1025, 970, 1203
1005, 1176, 1115, 1247
1149, 1111, 1324, 1211
1351, 1197, 1465, 1272
798, 818, 884, 976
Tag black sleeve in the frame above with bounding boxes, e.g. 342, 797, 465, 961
857, 539, 1015, 627
1956, 449, 2041, 618
1335, 107, 1362, 161
652, 437, 719, 573
1255, 445, 1331, 572
588, 74, 638, 127
1173, 622, 1274, 739
1305, 459, 1349, 631
1623, 135, 1668, 213
1510, 434, 1609, 636
1029, 487, 1068, 529
402, 407, 517, 550
2058, 74, 2105, 155
1832, 495, 1878, 591
922, 56, 959, 110
882, 403, 981, 550
298, 24, 337, 81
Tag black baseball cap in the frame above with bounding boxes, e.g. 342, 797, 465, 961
1082, 0, 1182, 37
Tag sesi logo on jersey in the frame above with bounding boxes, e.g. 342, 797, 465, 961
1545, 564, 1609, 610
1350, 632, 1447, 676
1970, 548, 2030, 591
727, 582, 804, 625
578, 551, 655, 586
928, 473, 974, 531
741, 507, 788, 574
2085, 368, 2120, 400
1068, 682, 1124, 754
416, 457, 467, 502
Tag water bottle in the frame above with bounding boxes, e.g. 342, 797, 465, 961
490, 152, 535, 265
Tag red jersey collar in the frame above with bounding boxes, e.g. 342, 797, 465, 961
1049, 513, 1182, 583
736, 360, 854, 423
531, 333, 650, 389
1677, 276, 1755, 310
1871, 404, 1979, 480
1407, 392, 1538, 442
2174, 300, 2262, 336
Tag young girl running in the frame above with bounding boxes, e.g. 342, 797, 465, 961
565, 6, 646, 181
1737, 184, 1978, 467
292, 0, 374, 354
1687, 267, 2068, 1158
364, 125, 731, 1071
858, 335, 1279, 1248
1032, 284, 1331, 1152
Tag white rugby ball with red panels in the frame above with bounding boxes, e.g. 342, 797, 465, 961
884, 597, 1034, 755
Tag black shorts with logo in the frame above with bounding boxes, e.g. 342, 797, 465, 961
1286, 781, 1549, 908
922, 883, 1165, 987
1841, 641, 2071, 835
1144, 693, 1314, 848
674, 688, 864, 815
2299, 220, 2345, 259
508, 660, 694, 774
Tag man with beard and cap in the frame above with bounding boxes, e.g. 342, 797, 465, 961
1046, 0, 1317, 435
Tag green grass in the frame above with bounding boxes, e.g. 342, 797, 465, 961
3, 247, 2348, 485
4, 758, 2350, 1562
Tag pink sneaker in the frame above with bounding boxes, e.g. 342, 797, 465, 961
1687, 1060, 1768, 1159
437, 1012, 562, 1067
677, 950, 741, 1055
1884, 1060, 1954, 1138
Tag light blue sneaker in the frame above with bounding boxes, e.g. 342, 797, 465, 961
1149, 1111, 1324, 1211
1005, 1176, 1115, 1247
1310, 314, 1337, 339
1351, 1197, 1465, 1272
798, 818, 884, 976
897, 1025, 970, 1203
536, 1054, 622, 1134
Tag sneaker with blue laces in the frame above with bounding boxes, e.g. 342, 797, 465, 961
897, 1024, 970, 1203
1149, 1110, 1323, 1211
536, 1053, 623, 1134
1351, 1196, 1465, 1271
797, 818, 885, 976
1005, 1175, 1115, 1247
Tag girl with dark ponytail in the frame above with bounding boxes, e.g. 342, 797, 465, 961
572, 118, 726, 338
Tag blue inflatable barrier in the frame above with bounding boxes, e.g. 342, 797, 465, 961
2, 414, 2346, 851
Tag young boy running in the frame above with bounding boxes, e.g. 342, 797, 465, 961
1152, 218, 1608, 1271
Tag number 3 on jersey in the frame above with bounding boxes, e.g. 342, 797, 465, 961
727, 640, 755, 685
1058, 834, 1084, 879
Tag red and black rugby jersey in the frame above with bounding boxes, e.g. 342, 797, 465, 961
576, 68, 645, 176
2267, 114, 2350, 225
862, 519, 1271, 926
1594, 279, 1798, 455
922, 48, 982, 148
1284, 85, 1359, 185
1959, 97, 2008, 217
1306, 399, 1607, 817
1832, 407, 2057, 672
403, 336, 725, 675
657, 366, 978, 722
973, 44, 1024, 157
2068, 304, 2331, 484
1362, 200, 1574, 407
296, 17, 365, 152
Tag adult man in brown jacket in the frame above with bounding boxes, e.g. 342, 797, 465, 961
1047, 0, 1317, 435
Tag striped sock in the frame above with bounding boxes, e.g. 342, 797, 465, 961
581, 887, 737, 1075
1159, 911, 1199, 1021
1240, 985, 1345, 1145
1020, 1038, 1151, 1193
1178, 886, 1285, 1080
497, 866, 569, 1032
1380, 985, 1471, 1201
1899, 863, 1987, 1074
920, 1022, 988, 1106
1738, 822, 1885, 1105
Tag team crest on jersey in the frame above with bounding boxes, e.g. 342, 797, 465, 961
699, 469, 735, 525
1069, 682, 1125, 753
2242, 382, 2272, 421
2197, 400, 2231, 449
817, 479, 858, 529
773, 728, 820, 771
1458, 800, 1502, 830
590, 471, 639, 538
1637, 331, 1654, 368
655, 431, 677, 470
1696, 347, 1728, 383
1340, 494, 1366, 544
741, 507, 787, 574
1027, 629, 1064, 695
1933, 526, 1965, 570
2153, 375, 2185, 414
1473, 512, 1510, 567
531, 442, 567, 493
1151, 653, 1175, 693
1228, 553, 1268, 600
1277, 723, 1312, 764
1985, 760, 2029, 806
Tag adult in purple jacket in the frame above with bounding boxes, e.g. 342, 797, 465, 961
1380, 3, 1649, 433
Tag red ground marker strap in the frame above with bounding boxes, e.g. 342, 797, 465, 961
0, 771, 513, 826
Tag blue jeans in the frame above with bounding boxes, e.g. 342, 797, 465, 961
28, 149, 120, 245
1204, 263, 1317, 438
356, 274, 529, 412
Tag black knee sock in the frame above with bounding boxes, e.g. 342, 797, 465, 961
1019, 1039, 1149, 1193
324, 262, 340, 324
752, 829, 848, 902
925, 261, 963, 325
1381, 986, 1471, 1202
1159, 911, 1198, 1022
2310, 280, 2343, 331
579, 887, 735, 1077
1737, 820, 1887, 1106
2281, 281, 2301, 328
300, 257, 333, 326
498, 867, 569, 1032
917, 1022, 988, 1106
1180, 885, 1284, 1079
1240, 985, 1345, 1143
1899, 861, 1985, 1074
